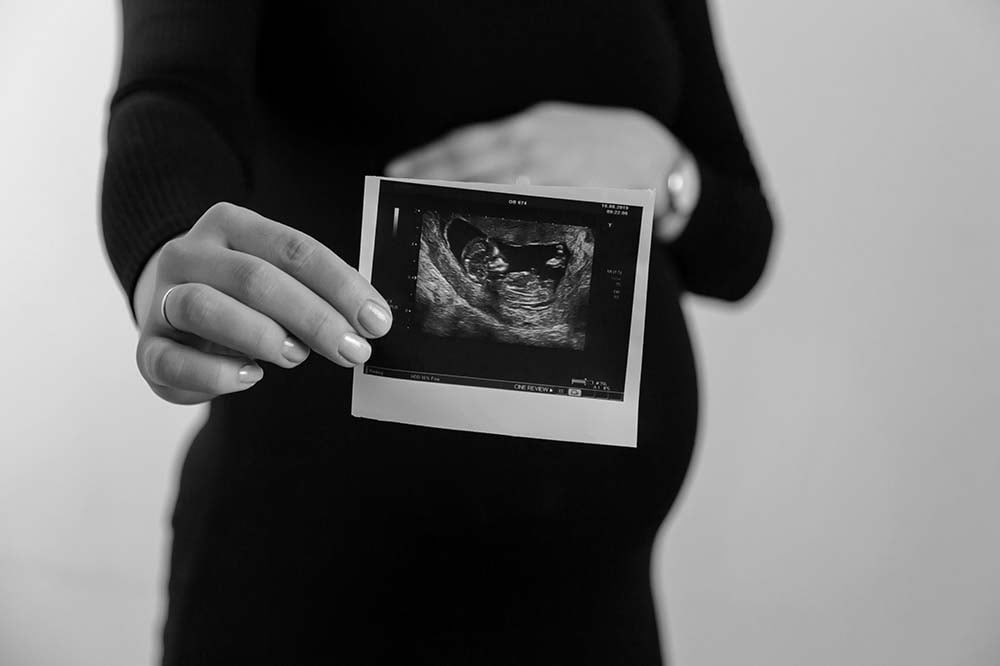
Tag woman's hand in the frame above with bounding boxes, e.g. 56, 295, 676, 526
386, 101, 684, 218
133, 202, 393, 405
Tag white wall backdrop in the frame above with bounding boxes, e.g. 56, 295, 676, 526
1, 1, 997, 665
0, 3, 201, 664
652, 2, 1000, 665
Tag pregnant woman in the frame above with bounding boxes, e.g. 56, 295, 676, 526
101, 0, 774, 663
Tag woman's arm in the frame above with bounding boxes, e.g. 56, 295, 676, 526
101, 0, 264, 323
101, 2, 396, 406
661, 0, 776, 302
381, 0, 774, 304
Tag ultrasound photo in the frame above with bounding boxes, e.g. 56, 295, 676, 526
415, 211, 594, 350
356, 177, 654, 445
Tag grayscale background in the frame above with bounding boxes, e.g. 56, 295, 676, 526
1, 1, 997, 664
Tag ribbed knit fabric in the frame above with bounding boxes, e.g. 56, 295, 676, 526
100, 1, 775, 664
102, 94, 251, 322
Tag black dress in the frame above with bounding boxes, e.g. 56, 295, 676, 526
101, 1, 774, 663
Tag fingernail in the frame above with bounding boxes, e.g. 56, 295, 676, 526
281, 337, 309, 364
358, 300, 392, 337
339, 331, 372, 365
238, 364, 264, 384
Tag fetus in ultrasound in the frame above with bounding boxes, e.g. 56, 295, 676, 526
415, 211, 593, 349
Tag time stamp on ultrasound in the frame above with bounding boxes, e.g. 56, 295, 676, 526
365, 366, 618, 400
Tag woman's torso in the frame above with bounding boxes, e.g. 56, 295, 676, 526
166, 2, 699, 662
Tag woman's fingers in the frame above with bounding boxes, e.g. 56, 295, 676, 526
137, 334, 263, 397
160, 283, 311, 369
168, 247, 373, 368
147, 383, 217, 407
136, 202, 396, 405
416, 149, 525, 183
386, 123, 508, 177
183, 203, 392, 342
142, 201, 390, 410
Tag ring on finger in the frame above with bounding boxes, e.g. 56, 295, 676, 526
161, 284, 182, 332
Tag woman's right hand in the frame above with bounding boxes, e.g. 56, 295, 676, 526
133, 202, 393, 405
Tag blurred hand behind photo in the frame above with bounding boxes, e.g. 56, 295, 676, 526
386, 101, 685, 218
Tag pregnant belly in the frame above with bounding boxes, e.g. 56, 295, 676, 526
203, 245, 698, 549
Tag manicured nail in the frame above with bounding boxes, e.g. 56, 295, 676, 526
358, 300, 392, 337
238, 364, 263, 384
281, 337, 309, 364
339, 331, 372, 365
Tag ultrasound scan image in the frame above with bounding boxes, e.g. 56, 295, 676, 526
415, 211, 594, 350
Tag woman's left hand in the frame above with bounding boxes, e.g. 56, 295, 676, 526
385, 101, 683, 218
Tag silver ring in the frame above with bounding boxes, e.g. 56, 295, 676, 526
160, 284, 181, 331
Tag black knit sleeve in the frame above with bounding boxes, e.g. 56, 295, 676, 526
100, 0, 264, 322
661, 0, 776, 302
